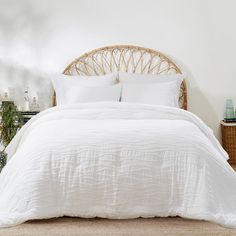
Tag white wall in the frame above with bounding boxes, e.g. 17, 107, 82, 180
0, 0, 236, 139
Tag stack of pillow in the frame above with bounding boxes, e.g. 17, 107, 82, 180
52, 72, 184, 108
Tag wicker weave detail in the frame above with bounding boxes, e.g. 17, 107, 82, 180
54, 45, 187, 109
221, 123, 236, 164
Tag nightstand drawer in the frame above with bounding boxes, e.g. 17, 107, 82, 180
221, 121, 236, 164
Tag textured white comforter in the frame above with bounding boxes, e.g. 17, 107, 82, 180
1, 102, 236, 228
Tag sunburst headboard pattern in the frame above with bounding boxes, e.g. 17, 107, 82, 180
53, 45, 187, 109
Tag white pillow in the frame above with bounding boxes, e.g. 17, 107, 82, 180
51, 73, 121, 105
119, 72, 184, 84
53, 73, 118, 86
121, 80, 182, 107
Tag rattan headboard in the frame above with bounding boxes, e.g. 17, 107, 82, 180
53, 45, 187, 109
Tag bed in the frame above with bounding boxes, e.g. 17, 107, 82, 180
1, 45, 236, 228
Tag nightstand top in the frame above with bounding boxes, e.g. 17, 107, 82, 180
221, 120, 236, 126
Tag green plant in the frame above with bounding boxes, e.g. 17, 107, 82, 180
0, 101, 23, 172
0, 152, 7, 173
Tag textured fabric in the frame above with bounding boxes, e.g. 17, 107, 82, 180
57, 84, 122, 105
1, 102, 236, 228
121, 81, 182, 107
1, 217, 236, 236
118, 72, 185, 83
119, 72, 183, 107
51, 73, 118, 105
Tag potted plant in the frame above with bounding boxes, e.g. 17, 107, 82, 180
0, 101, 23, 173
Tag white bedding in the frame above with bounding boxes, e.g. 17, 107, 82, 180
1, 102, 236, 228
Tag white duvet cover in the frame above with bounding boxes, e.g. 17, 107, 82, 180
1, 102, 236, 228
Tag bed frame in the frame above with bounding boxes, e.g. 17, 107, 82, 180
53, 45, 187, 109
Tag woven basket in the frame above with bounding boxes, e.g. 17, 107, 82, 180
221, 121, 236, 164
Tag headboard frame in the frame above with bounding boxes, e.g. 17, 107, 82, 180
53, 45, 187, 109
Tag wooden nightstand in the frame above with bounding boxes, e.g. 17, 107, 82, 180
221, 121, 236, 164
20, 111, 39, 125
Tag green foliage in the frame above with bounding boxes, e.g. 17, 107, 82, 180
0, 101, 23, 172
0, 101, 23, 173
0, 101, 23, 148
0, 152, 7, 173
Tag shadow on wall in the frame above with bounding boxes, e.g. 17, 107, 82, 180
190, 87, 221, 137
0, 1, 56, 110
0, 60, 54, 110
0, 0, 54, 65
174, 57, 220, 138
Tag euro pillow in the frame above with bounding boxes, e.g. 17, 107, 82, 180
119, 72, 185, 84
51, 73, 121, 105
121, 80, 182, 107
53, 73, 118, 86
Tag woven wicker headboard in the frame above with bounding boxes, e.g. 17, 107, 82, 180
53, 45, 187, 109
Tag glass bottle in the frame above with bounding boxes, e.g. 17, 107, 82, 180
24, 89, 30, 111
8, 87, 15, 102
226, 99, 234, 119
2, 92, 9, 102
30, 97, 40, 112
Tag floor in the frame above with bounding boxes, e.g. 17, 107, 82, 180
1, 165, 236, 236
0, 217, 236, 236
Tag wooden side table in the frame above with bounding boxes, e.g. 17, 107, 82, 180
221, 121, 236, 164
20, 111, 40, 125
